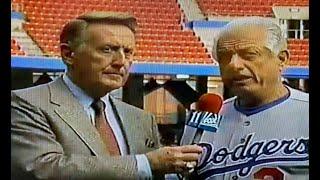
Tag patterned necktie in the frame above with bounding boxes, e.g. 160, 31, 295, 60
91, 99, 120, 156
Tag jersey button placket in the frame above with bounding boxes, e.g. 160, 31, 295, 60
243, 121, 251, 126
231, 175, 238, 180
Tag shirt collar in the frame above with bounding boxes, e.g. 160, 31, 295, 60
234, 86, 291, 116
101, 94, 110, 107
63, 74, 99, 109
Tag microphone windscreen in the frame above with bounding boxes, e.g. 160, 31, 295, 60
197, 93, 223, 113
180, 93, 224, 145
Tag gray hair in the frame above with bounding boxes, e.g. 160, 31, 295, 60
60, 11, 137, 51
212, 17, 287, 61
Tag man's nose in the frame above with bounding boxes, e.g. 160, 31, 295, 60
229, 53, 244, 70
112, 48, 126, 66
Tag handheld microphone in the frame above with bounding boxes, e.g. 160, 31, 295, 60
180, 93, 223, 145
197, 93, 223, 114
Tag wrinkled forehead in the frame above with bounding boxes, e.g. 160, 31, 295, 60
217, 25, 268, 51
85, 23, 135, 48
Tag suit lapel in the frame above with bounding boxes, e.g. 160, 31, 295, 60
49, 77, 108, 156
109, 97, 146, 154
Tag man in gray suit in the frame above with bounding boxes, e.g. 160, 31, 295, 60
11, 11, 202, 179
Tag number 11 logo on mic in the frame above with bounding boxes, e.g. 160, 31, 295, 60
186, 110, 223, 133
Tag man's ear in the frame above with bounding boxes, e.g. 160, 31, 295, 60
60, 43, 74, 66
277, 50, 290, 71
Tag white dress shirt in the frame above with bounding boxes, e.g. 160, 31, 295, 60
63, 74, 152, 179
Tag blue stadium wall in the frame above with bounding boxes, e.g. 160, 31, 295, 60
11, 16, 308, 79
11, 56, 308, 79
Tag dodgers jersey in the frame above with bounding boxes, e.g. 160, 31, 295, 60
197, 86, 309, 180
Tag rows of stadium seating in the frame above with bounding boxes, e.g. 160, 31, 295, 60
11, 39, 26, 56
12, 0, 213, 64
11, 0, 308, 67
287, 39, 309, 66
197, 0, 308, 17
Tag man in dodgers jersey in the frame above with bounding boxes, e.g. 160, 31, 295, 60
195, 17, 309, 180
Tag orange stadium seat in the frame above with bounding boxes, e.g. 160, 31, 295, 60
287, 38, 309, 67
15, 0, 214, 64
197, 0, 308, 17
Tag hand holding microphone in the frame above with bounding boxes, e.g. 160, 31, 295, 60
145, 145, 203, 174
146, 93, 224, 176
180, 93, 224, 173
180, 93, 223, 145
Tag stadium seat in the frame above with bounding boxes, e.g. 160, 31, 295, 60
197, 0, 307, 17
14, 0, 216, 64
287, 38, 309, 66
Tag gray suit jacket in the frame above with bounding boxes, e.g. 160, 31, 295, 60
11, 77, 160, 180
